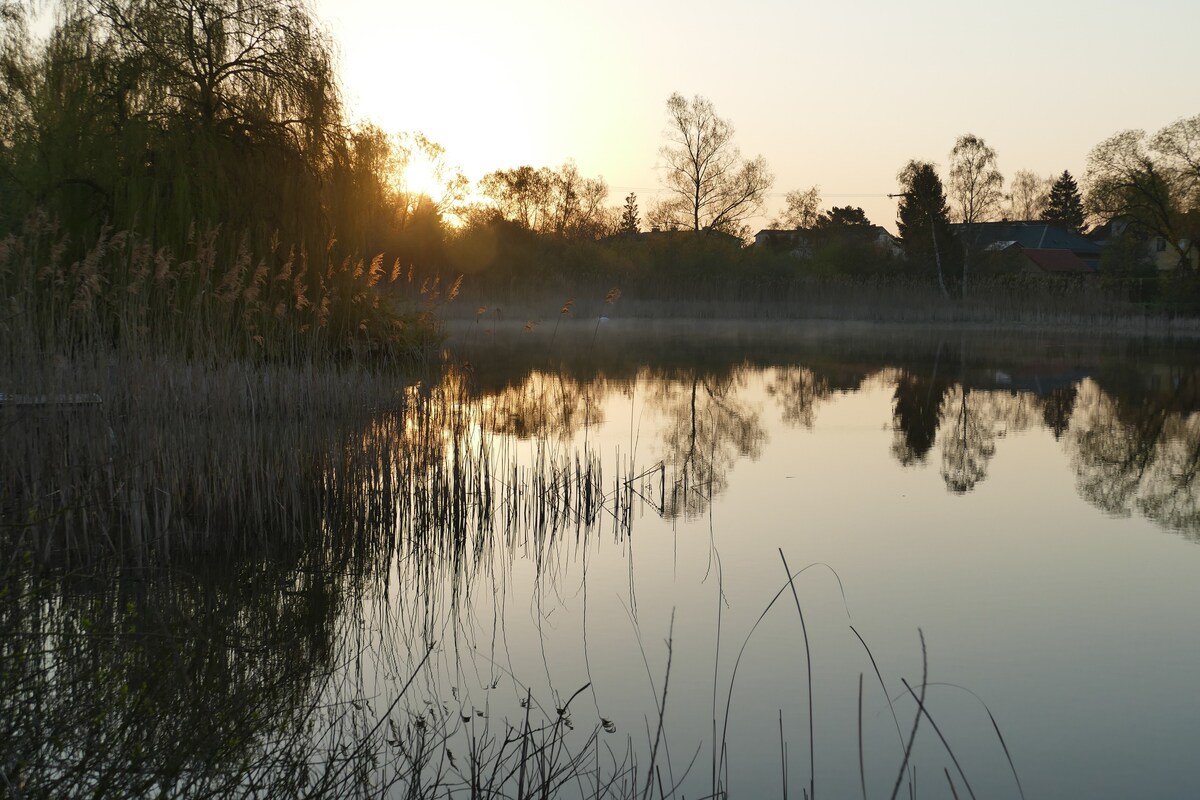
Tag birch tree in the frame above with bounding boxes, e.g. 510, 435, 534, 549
658, 93, 772, 235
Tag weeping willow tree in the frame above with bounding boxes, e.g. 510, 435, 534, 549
3, 0, 348, 246
0, 0, 446, 357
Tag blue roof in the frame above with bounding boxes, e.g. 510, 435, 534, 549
953, 222, 1103, 257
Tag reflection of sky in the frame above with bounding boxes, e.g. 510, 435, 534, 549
370, 365, 1200, 799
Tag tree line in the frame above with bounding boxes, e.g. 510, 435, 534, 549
2, 0, 1199, 336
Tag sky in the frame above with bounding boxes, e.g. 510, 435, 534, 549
313, 0, 1199, 233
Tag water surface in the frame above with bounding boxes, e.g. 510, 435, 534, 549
7, 325, 1199, 798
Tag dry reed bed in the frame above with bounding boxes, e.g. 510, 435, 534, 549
0, 213, 445, 361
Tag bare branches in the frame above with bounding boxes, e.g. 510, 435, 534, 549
774, 186, 822, 230
948, 133, 1003, 224
658, 93, 773, 236
478, 162, 610, 239
1006, 170, 1051, 222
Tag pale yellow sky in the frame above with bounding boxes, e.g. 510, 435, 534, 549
314, 0, 1198, 232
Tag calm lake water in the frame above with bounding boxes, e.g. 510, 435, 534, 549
440, 323, 1200, 800
8, 323, 1199, 798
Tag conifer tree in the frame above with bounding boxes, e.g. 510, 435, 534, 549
619, 192, 640, 234
1042, 170, 1086, 232
896, 160, 958, 297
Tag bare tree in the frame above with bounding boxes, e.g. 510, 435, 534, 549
772, 186, 821, 229
554, 161, 609, 239
948, 133, 1004, 224
477, 162, 608, 238
397, 132, 469, 218
658, 93, 772, 235
645, 197, 687, 232
478, 165, 553, 231
948, 134, 1003, 297
1006, 169, 1051, 221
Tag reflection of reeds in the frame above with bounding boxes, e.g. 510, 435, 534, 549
0, 541, 1023, 799
1, 356, 653, 570
0, 350, 665, 795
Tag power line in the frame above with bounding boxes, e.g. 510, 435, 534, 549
606, 186, 895, 198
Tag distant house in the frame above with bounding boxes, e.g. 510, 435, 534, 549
1087, 219, 1200, 271
953, 221, 1103, 269
866, 225, 903, 257
1019, 248, 1095, 276
754, 228, 810, 256
980, 239, 1095, 277
610, 228, 745, 248
754, 225, 901, 258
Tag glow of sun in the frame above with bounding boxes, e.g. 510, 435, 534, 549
401, 153, 443, 200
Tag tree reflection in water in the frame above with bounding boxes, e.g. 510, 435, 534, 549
1042, 385, 1078, 441
892, 370, 953, 466
1, 365, 645, 798
939, 387, 999, 494
1069, 372, 1200, 537
650, 368, 764, 518
766, 366, 831, 429
486, 371, 608, 441
0, 548, 377, 797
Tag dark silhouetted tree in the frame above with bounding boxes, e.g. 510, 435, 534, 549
815, 205, 872, 230
1042, 170, 1086, 232
1086, 119, 1200, 271
896, 160, 956, 297
949, 133, 1003, 296
478, 162, 608, 238
619, 192, 640, 234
